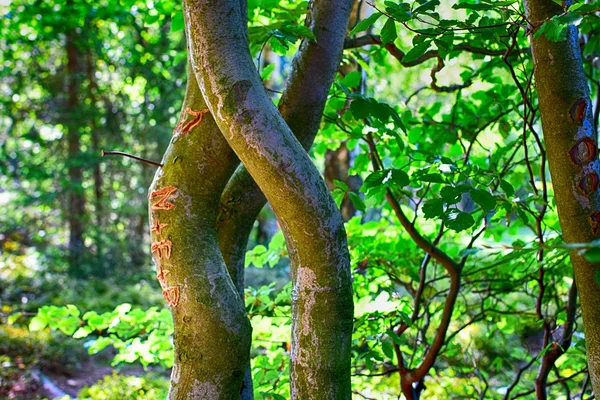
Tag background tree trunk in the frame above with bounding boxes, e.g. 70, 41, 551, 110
526, 0, 600, 394
65, 4, 86, 273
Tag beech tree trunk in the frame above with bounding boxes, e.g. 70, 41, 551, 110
183, 0, 354, 398
148, 66, 251, 398
526, 0, 600, 394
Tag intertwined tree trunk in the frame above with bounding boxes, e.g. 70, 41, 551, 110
526, 0, 600, 394
182, 0, 354, 397
149, 0, 355, 398
148, 68, 251, 398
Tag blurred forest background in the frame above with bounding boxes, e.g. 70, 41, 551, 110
2, 0, 600, 399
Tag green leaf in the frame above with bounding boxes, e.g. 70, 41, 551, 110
341, 71, 361, 89
172, 51, 186, 67
349, 192, 366, 212
500, 180, 515, 197
388, 169, 410, 188
73, 326, 93, 339
470, 188, 496, 211
534, 19, 568, 42
415, 173, 445, 183
171, 12, 184, 32
7, 313, 20, 325
402, 41, 432, 64
585, 248, 600, 263
414, 0, 440, 14
422, 199, 444, 219
363, 170, 387, 190
290, 25, 316, 41
385, 1, 413, 22
453, 2, 493, 11
441, 184, 471, 205
334, 179, 349, 191
146, 13, 161, 25
349, 13, 382, 36
333, 188, 346, 209
382, 340, 395, 359
261, 64, 275, 81
381, 18, 397, 44
29, 316, 48, 331
443, 209, 475, 232
88, 337, 112, 355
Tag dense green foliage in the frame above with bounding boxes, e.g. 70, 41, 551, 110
3, 0, 600, 398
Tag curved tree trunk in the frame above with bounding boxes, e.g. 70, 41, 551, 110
526, 0, 600, 394
217, 0, 355, 296
184, 0, 354, 397
148, 64, 251, 398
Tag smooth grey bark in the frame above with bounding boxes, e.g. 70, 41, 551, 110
526, 0, 600, 394
148, 65, 251, 399
184, 0, 354, 397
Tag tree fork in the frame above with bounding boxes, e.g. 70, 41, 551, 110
184, 0, 354, 397
526, 0, 600, 394
148, 63, 251, 398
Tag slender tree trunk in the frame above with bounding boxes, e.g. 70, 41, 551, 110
526, 0, 600, 393
185, 0, 354, 397
65, 8, 86, 272
148, 64, 251, 398
86, 49, 104, 271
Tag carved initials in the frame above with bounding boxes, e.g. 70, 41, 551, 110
163, 286, 180, 307
151, 186, 177, 210
174, 108, 210, 135
156, 267, 170, 284
151, 239, 172, 260
150, 219, 168, 236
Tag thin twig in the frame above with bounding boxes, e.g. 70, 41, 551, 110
101, 150, 163, 167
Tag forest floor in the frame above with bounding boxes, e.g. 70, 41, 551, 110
42, 361, 146, 398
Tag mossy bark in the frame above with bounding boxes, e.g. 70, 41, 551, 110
217, 0, 355, 297
526, 0, 600, 393
184, 0, 354, 398
148, 66, 251, 399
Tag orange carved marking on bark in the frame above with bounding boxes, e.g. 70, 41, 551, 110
174, 107, 210, 135
568, 138, 598, 166
578, 172, 600, 195
150, 186, 177, 210
163, 286, 180, 307
568, 98, 588, 125
150, 219, 168, 236
156, 267, 170, 283
151, 239, 172, 260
